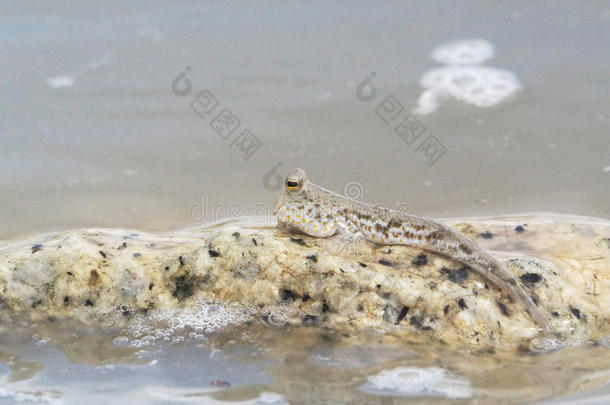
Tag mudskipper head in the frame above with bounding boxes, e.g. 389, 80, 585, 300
274, 168, 337, 237
274, 168, 309, 226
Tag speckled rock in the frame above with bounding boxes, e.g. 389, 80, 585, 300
0, 214, 608, 352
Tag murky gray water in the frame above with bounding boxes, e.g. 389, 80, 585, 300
1, 1, 609, 403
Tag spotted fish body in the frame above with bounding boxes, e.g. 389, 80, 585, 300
275, 168, 555, 334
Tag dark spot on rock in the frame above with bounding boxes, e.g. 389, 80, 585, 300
515, 225, 525, 233
409, 315, 423, 329
322, 301, 330, 312
149, 283, 154, 290
457, 242, 472, 254
173, 275, 196, 300
480, 231, 493, 239
63, 296, 69, 304
290, 238, 306, 246
118, 242, 127, 250
551, 311, 559, 317
357, 304, 364, 311
85, 299, 94, 306
378, 259, 393, 266
428, 281, 436, 289
507, 279, 517, 286
458, 298, 468, 309
396, 306, 409, 324
422, 325, 433, 331
303, 315, 317, 326
122, 307, 133, 317
133, 252, 141, 258
302, 293, 310, 302
99, 250, 107, 258
412, 254, 427, 266
32, 244, 42, 253
208, 250, 220, 258
443, 305, 450, 315
232, 232, 240, 239
89, 270, 99, 286
520, 273, 542, 284
252, 238, 257, 246
282, 290, 296, 301
382, 292, 391, 299
570, 307, 581, 319
496, 301, 510, 317
31, 299, 43, 308
67, 271, 74, 276
440, 267, 469, 284
306, 254, 318, 263
376, 284, 381, 289
359, 262, 367, 267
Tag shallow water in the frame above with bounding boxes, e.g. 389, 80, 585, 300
1, 0, 609, 239
1, 0, 609, 403
1, 313, 610, 404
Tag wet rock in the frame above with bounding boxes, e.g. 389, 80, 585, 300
0, 215, 608, 352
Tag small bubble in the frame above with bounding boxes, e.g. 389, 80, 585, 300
113, 336, 129, 346
266, 310, 288, 327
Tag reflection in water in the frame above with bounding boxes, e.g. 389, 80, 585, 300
0, 349, 44, 382
1, 316, 609, 404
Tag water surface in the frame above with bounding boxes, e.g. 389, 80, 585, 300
1, 1, 609, 404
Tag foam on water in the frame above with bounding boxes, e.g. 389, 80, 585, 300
432, 39, 495, 65
415, 66, 521, 114
414, 39, 521, 115
44, 54, 110, 90
0, 385, 62, 405
122, 300, 256, 348
45, 76, 74, 89
361, 367, 473, 398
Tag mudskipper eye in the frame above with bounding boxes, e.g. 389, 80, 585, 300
286, 179, 300, 190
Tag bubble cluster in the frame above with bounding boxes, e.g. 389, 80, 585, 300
361, 367, 473, 398
431, 39, 495, 65
264, 309, 289, 327
414, 39, 521, 115
420, 66, 521, 108
120, 300, 256, 348
31, 333, 51, 347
